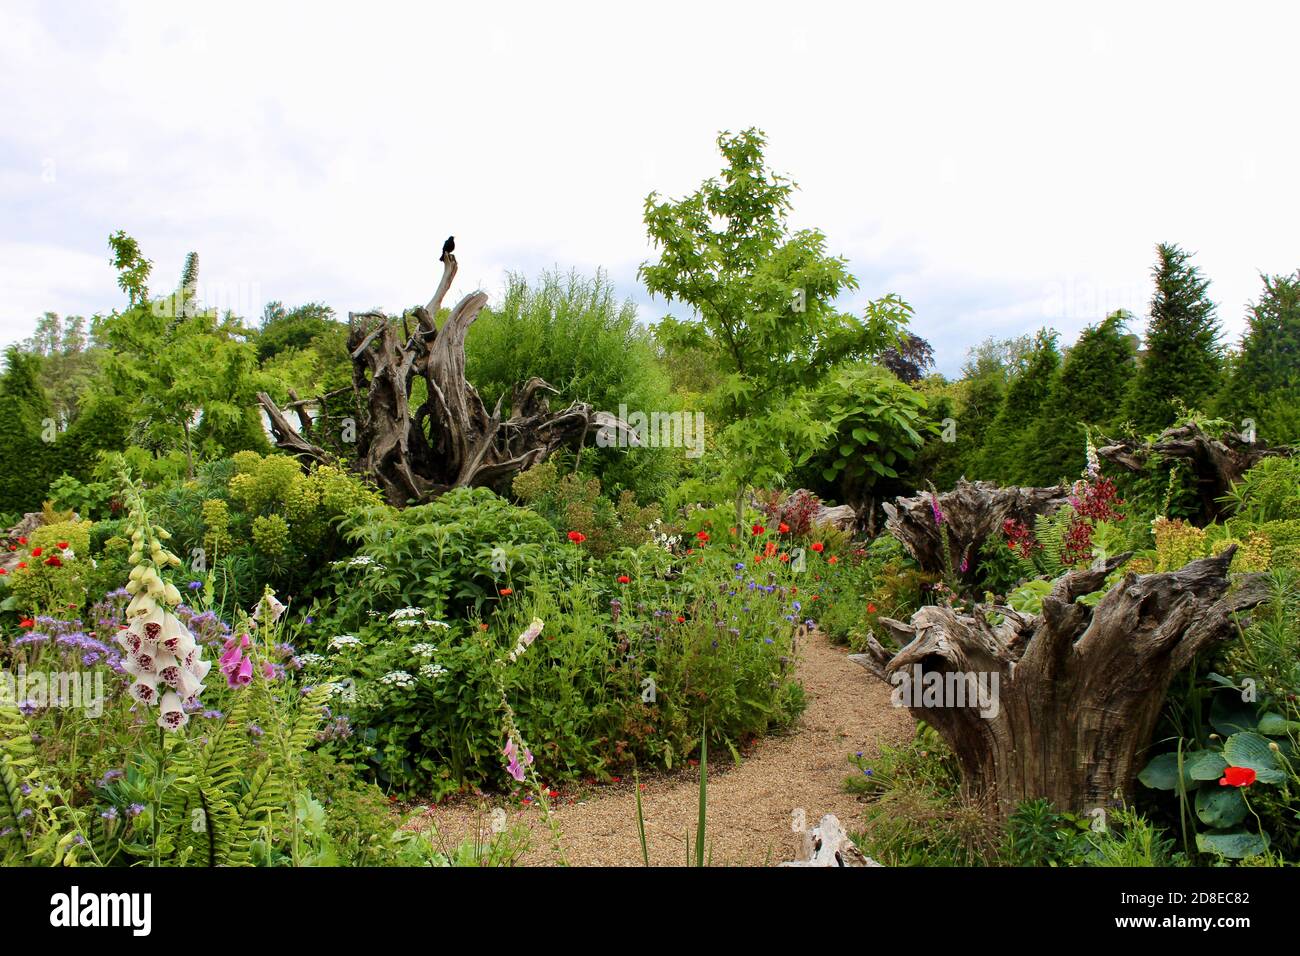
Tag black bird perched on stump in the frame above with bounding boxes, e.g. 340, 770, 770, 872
440, 235, 455, 262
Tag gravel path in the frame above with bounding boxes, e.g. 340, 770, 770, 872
410, 628, 914, 866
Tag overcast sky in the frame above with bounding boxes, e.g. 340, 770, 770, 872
2, 0, 1297, 375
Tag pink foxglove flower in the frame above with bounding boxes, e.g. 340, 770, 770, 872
227, 656, 254, 689
506, 618, 545, 663
503, 738, 535, 782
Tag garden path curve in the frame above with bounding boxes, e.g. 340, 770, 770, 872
411, 628, 913, 866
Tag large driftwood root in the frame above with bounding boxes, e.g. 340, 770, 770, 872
881, 479, 1069, 583
851, 549, 1269, 822
258, 251, 639, 505
1098, 422, 1294, 524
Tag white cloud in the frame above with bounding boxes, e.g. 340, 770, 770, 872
1, 0, 1297, 373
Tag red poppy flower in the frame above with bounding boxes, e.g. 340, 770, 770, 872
499, 588, 513, 596
56, 541, 68, 550
0, 567, 5, 575
828, 555, 838, 565
696, 530, 709, 542
17, 537, 26, 545
19, 618, 34, 629
676, 615, 685, 623
7, 545, 14, 552
44, 556, 62, 568
1219, 766, 1257, 788
751, 524, 765, 536
753, 554, 764, 564
811, 542, 824, 553
686, 548, 694, 555
479, 623, 489, 631
779, 553, 789, 562
778, 522, 790, 534
30, 547, 42, 557
567, 531, 586, 543
16, 562, 26, 570
867, 602, 878, 613
764, 541, 777, 558
610, 776, 622, 783
617, 575, 630, 584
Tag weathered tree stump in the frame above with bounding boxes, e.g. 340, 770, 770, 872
851, 549, 1269, 822
881, 479, 1069, 583
257, 250, 639, 506
1098, 422, 1294, 524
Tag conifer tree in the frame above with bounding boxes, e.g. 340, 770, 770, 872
1027, 311, 1137, 483
1125, 243, 1223, 433
1217, 271, 1300, 444
973, 328, 1060, 484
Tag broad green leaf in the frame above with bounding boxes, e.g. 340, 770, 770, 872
1195, 829, 1269, 859
1194, 785, 1248, 828
1222, 732, 1287, 784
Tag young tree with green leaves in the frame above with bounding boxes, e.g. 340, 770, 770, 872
639, 128, 904, 515
1125, 243, 1223, 434
93, 233, 270, 478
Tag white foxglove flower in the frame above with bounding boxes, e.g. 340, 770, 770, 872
159, 614, 196, 657
129, 680, 159, 705
252, 590, 287, 626
157, 691, 189, 730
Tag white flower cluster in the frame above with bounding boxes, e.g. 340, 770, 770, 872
338, 554, 384, 570
297, 652, 325, 666
388, 607, 451, 630
328, 678, 357, 703
650, 519, 680, 552
329, 635, 362, 651
419, 662, 448, 681
379, 670, 415, 688
410, 643, 439, 658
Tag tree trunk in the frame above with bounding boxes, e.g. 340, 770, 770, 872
850, 549, 1270, 822
1098, 422, 1294, 524
881, 479, 1069, 585
257, 250, 639, 505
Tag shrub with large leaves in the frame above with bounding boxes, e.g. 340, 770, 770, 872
802, 364, 933, 507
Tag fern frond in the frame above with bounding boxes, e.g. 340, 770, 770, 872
222, 761, 284, 866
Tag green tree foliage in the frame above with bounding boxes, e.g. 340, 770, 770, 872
464, 269, 681, 501
92, 235, 270, 477
798, 364, 934, 508
21, 313, 100, 426
1027, 311, 1137, 484
1126, 243, 1224, 434
256, 301, 344, 364
1217, 271, 1300, 444
0, 348, 56, 515
973, 329, 1061, 484
638, 127, 903, 505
